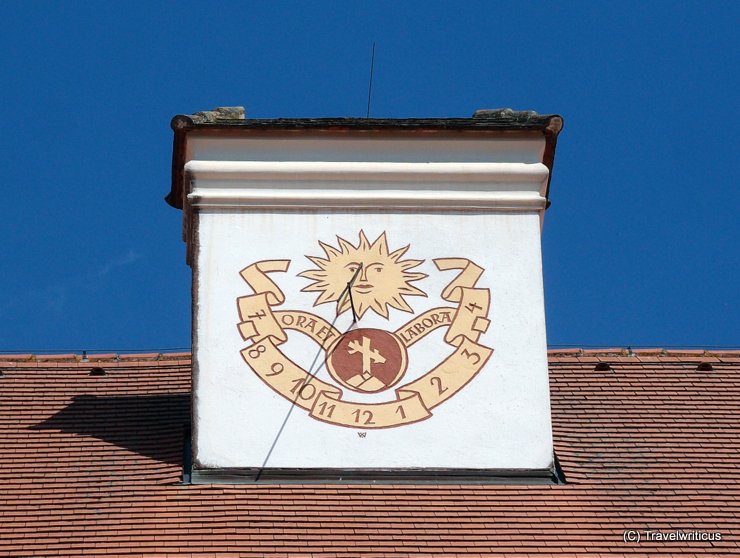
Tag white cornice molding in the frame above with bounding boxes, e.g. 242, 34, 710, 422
185, 160, 550, 210
185, 160, 548, 182
188, 189, 547, 210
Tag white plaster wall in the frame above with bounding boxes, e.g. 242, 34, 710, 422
193, 209, 553, 470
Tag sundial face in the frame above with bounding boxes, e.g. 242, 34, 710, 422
236, 230, 493, 430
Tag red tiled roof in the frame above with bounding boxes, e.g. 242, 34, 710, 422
1, 351, 738, 556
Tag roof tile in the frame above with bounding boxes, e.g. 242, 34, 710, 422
0, 351, 738, 555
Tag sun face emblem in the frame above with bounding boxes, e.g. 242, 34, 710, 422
298, 231, 428, 319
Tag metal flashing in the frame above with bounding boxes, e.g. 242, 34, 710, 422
190, 467, 556, 485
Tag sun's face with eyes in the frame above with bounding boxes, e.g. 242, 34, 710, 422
298, 231, 427, 319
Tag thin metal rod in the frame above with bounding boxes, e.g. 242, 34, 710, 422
345, 263, 363, 322
254, 309, 343, 481
366, 42, 375, 118
348, 287, 358, 323
255, 268, 362, 481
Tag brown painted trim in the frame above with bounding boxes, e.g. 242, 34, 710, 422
542, 116, 564, 208
166, 117, 190, 209
175, 126, 548, 139
173, 115, 559, 131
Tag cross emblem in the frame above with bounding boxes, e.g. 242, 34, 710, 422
347, 336, 386, 378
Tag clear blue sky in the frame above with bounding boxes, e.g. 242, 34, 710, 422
1, 1, 737, 352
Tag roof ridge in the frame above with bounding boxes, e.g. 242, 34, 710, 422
547, 347, 740, 357
2, 348, 740, 363
0, 351, 192, 363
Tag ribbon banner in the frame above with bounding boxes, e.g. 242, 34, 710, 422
236, 256, 493, 429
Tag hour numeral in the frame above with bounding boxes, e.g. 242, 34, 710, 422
247, 344, 266, 359
266, 362, 283, 376
430, 376, 448, 396
352, 409, 376, 425
395, 405, 406, 419
461, 348, 481, 365
290, 378, 316, 400
248, 310, 266, 320
316, 401, 335, 418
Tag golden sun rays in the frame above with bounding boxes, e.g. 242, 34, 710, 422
298, 231, 428, 319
